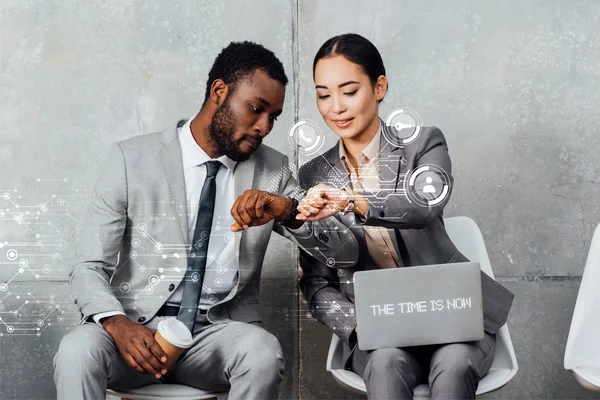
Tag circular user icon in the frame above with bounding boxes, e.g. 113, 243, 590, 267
404, 164, 450, 207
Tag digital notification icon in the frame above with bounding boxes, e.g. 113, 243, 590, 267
404, 164, 451, 207
289, 120, 324, 156
384, 107, 423, 147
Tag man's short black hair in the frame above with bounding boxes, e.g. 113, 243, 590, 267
203, 41, 288, 104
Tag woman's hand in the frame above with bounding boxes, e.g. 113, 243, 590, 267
296, 184, 349, 221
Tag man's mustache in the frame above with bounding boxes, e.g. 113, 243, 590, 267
238, 134, 262, 147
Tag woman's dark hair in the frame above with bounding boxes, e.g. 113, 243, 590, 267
313, 33, 386, 88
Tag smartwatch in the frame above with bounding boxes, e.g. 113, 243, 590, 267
281, 197, 300, 226
339, 188, 355, 214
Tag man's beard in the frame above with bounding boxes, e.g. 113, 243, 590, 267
207, 99, 260, 162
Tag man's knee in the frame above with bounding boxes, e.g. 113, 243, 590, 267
54, 324, 114, 370
233, 326, 285, 377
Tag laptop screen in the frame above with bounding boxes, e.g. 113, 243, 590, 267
354, 262, 484, 350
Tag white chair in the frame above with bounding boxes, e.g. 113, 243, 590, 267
325, 216, 519, 399
106, 384, 225, 400
564, 222, 600, 391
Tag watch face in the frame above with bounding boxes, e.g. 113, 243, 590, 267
339, 189, 348, 201
343, 200, 355, 214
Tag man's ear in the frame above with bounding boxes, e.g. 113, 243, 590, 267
210, 79, 229, 106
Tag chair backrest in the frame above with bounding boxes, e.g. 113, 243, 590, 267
444, 216, 495, 278
326, 333, 344, 372
440, 217, 518, 372
564, 223, 600, 370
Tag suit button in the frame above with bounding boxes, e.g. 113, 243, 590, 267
379, 210, 385, 218
138, 317, 146, 323
169, 284, 175, 291
318, 233, 329, 243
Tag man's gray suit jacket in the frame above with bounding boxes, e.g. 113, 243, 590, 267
71, 121, 358, 326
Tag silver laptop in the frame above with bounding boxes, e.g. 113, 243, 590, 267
354, 262, 484, 350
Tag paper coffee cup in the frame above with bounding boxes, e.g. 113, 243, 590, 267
154, 318, 193, 369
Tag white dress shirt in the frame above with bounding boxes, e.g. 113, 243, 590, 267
167, 117, 239, 308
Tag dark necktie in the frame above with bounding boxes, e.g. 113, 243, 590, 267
177, 160, 222, 331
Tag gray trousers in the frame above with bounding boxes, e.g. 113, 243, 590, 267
352, 333, 496, 400
53, 315, 285, 400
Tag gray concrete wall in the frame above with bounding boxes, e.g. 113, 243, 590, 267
0, 1, 299, 399
297, 1, 600, 399
2, 0, 600, 399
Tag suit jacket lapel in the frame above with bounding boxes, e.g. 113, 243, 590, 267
233, 154, 257, 285
319, 144, 370, 263
322, 143, 351, 189
379, 120, 406, 191
233, 154, 257, 200
379, 120, 412, 264
160, 122, 189, 251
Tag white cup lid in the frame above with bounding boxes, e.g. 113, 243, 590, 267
157, 318, 193, 348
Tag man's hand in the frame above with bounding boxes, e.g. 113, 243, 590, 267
296, 184, 348, 221
230, 190, 293, 232
101, 315, 168, 377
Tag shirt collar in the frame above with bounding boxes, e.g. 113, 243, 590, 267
338, 120, 382, 166
179, 116, 237, 172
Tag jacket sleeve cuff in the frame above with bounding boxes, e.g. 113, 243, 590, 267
91, 311, 126, 328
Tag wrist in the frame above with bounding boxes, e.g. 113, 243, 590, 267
275, 196, 292, 221
101, 314, 127, 331
278, 197, 300, 225
339, 188, 354, 214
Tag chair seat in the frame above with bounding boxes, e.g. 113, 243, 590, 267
107, 384, 226, 400
572, 368, 600, 392
476, 368, 514, 394
330, 367, 514, 396
330, 369, 366, 393
413, 384, 430, 400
